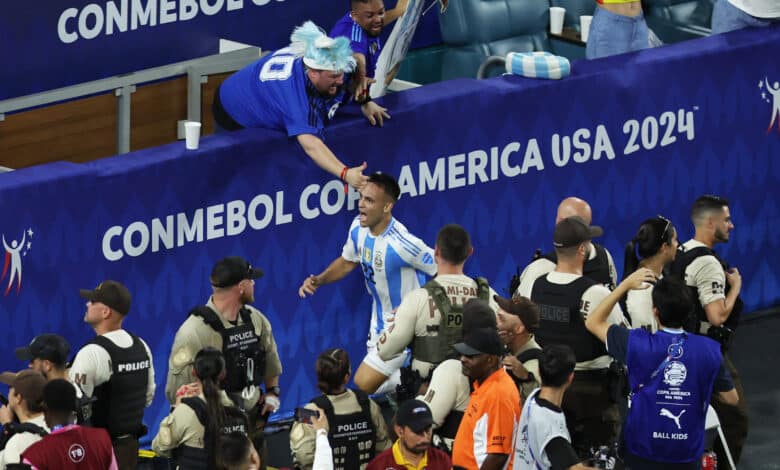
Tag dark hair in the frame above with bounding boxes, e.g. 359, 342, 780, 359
216, 431, 254, 470
43, 379, 77, 414
367, 172, 401, 201
652, 276, 694, 329
691, 194, 729, 223
553, 244, 580, 259
436, 224, 471, 264
316, 348, 351, 394
622, 216, 676, 280
194, 347, 227, 455
539, 344, 576, 388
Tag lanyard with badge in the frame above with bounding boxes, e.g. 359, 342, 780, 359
628, 333, 686, 407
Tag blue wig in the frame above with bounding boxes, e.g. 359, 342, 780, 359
289, 21, 356, 73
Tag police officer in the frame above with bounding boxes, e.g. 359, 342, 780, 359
586, 270, 739, 469
494, 295, 543, 400
514, 197, 618, 294
377, 224, 498, 381
517, 217, 627, 457
290, 348, 391, 470
667, 194, 747, 464
165, 257, 282, 452
69, 280, 155, 469
153, 347, 248, 470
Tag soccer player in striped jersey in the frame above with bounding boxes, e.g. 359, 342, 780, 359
299, 172, 437, 394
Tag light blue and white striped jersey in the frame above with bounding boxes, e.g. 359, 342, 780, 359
341, 216, 437, 336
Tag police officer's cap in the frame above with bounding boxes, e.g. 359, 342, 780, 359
79, 280, 132, 316
210, 256, 264, 288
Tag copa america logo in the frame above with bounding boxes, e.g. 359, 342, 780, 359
1, 228, 34, 296
758, 77, 780, 134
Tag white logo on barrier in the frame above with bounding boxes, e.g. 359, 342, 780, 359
759, 77, 780, 134
662, 361, 687, 387
660, 408, 686, 430
1, 228, 33, 296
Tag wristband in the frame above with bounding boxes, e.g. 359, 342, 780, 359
340, 167, 349, 195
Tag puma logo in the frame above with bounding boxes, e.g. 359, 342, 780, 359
660, 408, 686, 430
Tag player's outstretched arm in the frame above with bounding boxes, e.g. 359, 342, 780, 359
297, 133, 369, 189
298, 257, 359, 298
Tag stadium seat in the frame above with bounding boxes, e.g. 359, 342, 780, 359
705, 404, 737, 470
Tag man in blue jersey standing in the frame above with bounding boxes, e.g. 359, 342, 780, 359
213, 21, 390, 190
298, 172, 437, 395
585, 270, 738, 469
330, 0, 409, 99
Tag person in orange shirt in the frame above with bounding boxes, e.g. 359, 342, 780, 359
451, 328, 521, 470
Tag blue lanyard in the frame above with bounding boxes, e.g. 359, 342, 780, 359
631, 333, 686, 397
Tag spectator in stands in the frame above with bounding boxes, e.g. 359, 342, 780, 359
514, 197, 617, 296
153, 347, 248, 470
366, 400, 452, 469
22, 379, 117, 469
290, 348, 391, 469
0, 370, 48, 468
14, 334, 70, 382
451, 327, 520, 470
712, 0, 779, 33
298, 173, 437, 395
69, 280, 154, 469
512, 345, 598, 470
586, 0, 657, 59
217, 431, 262, 470
418, 298, 497, 453
376, 224, 498, 383
520, 217, 626, 458
213, 21, 390, 189
622, 216, 679, 332
330, 0, 409, 99
494, 295, 543, 400
586, 271, 738, 469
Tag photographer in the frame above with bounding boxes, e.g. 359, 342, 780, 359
0, 371, 48, 468
290, 348, 390, 470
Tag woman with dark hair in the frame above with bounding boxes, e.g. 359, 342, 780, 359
153, 347, 248, 469
622, 216, 679, 332
290, 348, 390, 470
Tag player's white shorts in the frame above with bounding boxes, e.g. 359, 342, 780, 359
361, 330, 408, 395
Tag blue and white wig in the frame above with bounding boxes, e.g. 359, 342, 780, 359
289, 21, 356, 73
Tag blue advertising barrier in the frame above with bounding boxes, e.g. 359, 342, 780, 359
0, 26, 778, 446
0, 0, 442, 100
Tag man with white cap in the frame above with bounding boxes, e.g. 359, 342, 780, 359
213, 21, 390, 190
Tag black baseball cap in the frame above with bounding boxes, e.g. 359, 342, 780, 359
210, 257, 264, 288
553, 216, 603, 248
395, 399, 433, 433
453, 327, 504, 357
79, 280, 132, 316
493, 295, 540, 333
15, 334, 70, 365
462, 299, 497, 333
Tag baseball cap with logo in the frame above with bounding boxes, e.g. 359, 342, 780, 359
79, 280, 132, 316
553, 216, 603, 248
493, 295, 540, 333
0, 370, 46, 406
395, 399, 434, 433
15, 334, 71, 366
453, 327, 504, 357
210, 257, 264, 288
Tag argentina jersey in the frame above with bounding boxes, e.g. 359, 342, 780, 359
341, 216, 437, 338
330, 12, 382, 78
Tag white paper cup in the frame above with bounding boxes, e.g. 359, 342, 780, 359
550, 7, 566, 35
580, 15, 593, 42
184, 121, 201, 150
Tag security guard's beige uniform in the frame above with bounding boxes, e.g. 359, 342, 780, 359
152, 392, 236, 458
164, 298, 282, 409
289, 390, 391, 470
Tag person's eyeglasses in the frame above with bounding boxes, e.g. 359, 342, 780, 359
657, 215, 671, 242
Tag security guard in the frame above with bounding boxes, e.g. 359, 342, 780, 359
519, 217, 626, 457
165, 257, 282, 453
290, 348, 391, 470
69, 280, 155, 469
514, 197, 618, 294
667, 194, 748, 465
494, 295, 542, 400
377, 224, 498, 381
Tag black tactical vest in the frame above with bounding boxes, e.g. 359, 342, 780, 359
312, 390, 376, 470
411, 277, 491, 365
0, 421, 47, 451
175, 396, 249, 470
190, 306, 266, 394
531, 275, 607, 362
89, 333, 150, 438
543, 243, 614, 289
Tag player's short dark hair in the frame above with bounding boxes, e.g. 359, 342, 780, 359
316, 348, 351, 394
691, 194, 729, 223
351, 0, 374, 6
43, 379, 77, 414
216, 431, 254, 470
539, 344, 576, 388
436, 224, 471, 264
368, 172, 401, 201
652, 276, 694, 329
